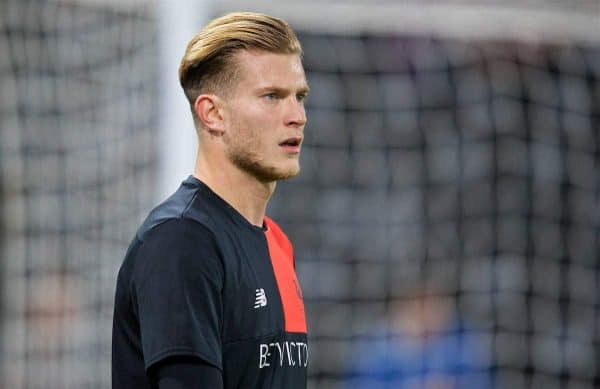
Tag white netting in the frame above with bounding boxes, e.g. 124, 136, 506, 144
0, 1, 158, 387
265, 24, 599, 389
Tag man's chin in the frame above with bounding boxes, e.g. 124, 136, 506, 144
277, 166, 301, 181
262, 165, 300, 182
236, 160, 300, 183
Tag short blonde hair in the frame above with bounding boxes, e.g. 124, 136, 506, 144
179, 12, 302, 118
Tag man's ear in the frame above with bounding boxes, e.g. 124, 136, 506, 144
194, 94, 225, 136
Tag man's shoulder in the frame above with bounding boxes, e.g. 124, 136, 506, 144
136, 178, 221, 242
117, 179, 224, 282
136, 176, 241, 242
119, 217, 223, 291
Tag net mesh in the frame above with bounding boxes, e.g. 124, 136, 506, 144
0, 1, 158, 388
1, 1, 599, 388
268, 34, 600, 388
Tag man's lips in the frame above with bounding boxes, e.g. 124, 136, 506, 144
279, 136, 303, 154
279, 136, 302, 147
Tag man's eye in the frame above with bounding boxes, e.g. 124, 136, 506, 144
297, 94, 308, 102
264, 93, 279, 100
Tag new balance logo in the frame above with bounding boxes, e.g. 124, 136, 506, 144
254, 288, 267, 309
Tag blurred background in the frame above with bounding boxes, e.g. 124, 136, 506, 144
0, 0, 598, 388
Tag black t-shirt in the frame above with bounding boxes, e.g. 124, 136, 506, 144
112, 176, 308, 389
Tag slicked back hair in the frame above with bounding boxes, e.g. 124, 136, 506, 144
179, 12, 302, 127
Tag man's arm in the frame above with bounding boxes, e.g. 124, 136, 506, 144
133, 218, 225, 377
152, 356, 224, 389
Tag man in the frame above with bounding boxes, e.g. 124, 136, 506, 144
112, 12, 309, 389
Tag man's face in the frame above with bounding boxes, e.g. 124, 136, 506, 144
221, 50, 308, 182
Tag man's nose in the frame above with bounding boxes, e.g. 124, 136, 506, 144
285, 97, 307, 127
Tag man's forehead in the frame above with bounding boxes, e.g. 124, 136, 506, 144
233, 49, 307, 87
289, 55, 305, 74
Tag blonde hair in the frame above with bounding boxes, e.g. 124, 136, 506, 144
179, 12, 302, 119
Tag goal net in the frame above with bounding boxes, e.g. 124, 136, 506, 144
1, 1, 598, 388
0, 1, 158, 387
257, 3, 599, 389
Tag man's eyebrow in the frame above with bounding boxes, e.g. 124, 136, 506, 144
257, 86, 310, 94
298, 86, 310, 95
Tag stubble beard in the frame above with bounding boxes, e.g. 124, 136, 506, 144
224, 134, 301, 183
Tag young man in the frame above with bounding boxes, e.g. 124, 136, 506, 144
112, 12, 309, 389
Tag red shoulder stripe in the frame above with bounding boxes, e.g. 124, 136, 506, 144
264, 217, 307, 333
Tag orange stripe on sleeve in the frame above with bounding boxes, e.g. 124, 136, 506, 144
263, 217, 307, 333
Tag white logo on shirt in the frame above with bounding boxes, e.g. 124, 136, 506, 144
254, 288, 267, 309
259, 341, 309, 368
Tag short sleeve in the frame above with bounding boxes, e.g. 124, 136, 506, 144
132, 218, 224, 372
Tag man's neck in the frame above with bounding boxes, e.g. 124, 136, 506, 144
193, 152, 275, 227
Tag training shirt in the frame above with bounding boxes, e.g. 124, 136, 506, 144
112, 176, 308, 389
